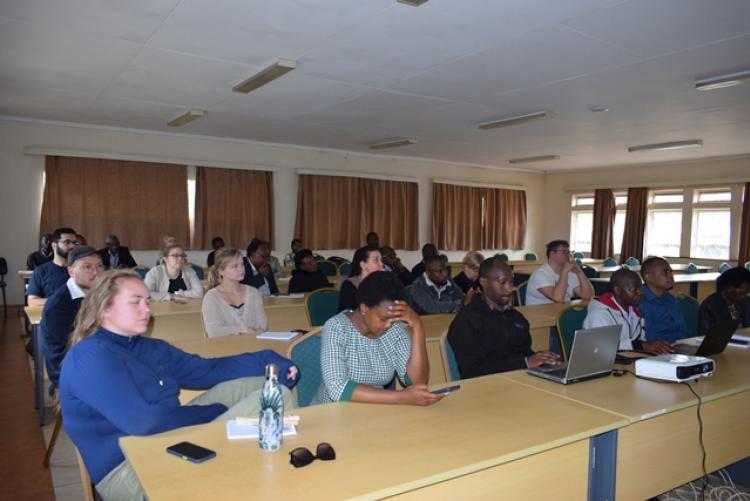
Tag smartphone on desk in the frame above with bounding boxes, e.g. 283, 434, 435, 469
431, 384, 460, 395
166, 441, 216, 463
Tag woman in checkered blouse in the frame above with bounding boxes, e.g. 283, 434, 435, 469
312, 271, 443, 406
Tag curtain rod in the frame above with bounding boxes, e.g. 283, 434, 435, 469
432, 178, 524, 190
296, 168, 417, 183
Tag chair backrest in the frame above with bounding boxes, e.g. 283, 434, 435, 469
439, 330, 461, 382
305, 288, 340, 327
572, 251, 584, 260
745, 261, 750, 271
625, 257, 640, 266
719, 262, 731, 273
74, 446, 96, 501
676, 293, 699, 337
496, 253, 509, 262
190, 263, 204, 279
313, 254, 325, 262
555, 304, 589, 361
339, 262, 352, 277
582, 265, 597, 279
0, 257, 7, 275
317, 260, 338, 277
592, 279, 611, 296
286, 328, 323, 407
603, 257, 618, 267
686, 262, 699, 274
517, 280, 528, 306
134, 266, 149, 279
575, 258, 584, 268
524, 252, 537, 261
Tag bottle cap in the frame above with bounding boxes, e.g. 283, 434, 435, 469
265, 363, 280, 379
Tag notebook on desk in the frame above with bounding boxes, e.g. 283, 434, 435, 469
673, 320, 737, 356
527, 325, 620, 385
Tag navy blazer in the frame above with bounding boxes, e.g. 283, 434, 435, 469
241, 257, 278, 294
97, 247, 138, 269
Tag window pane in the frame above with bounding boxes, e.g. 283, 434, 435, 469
695, 189, 731, 202
652, 193, 683, 203
572, 195, 594, 207
570, 211, 593, 253
691, 209, 730, 259
613, 210, 626, 255
615, 195, 628, 206
646, 210, 682, 257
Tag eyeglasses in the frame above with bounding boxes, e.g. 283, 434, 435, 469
289, 442, 336, 468
553, 249, 571, 255
59, 239, 77, 246
169, 253, 188, 259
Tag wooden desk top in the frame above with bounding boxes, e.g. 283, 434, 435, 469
24, 305, 43, 325
590, 273, 720, 284
18, 269, 32, 279
120, 375, 626, 501
499, 345, 750, 423
593, 264, 713, 274
148, 299, 203, 317
173, 331, 311, 359
515, 302, 581, 329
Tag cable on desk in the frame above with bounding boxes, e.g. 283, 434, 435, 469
680, 381, 707, 501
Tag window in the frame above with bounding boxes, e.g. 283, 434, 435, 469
690, 187, 732, 259
694, 188, 731, 203
570, 194, 594, 252
650, 190, 684, 204
646, 210, 683, 257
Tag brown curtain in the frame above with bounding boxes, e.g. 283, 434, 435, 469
40, 156, 189, 249
739, 182, 750, 266
194, 167, 274, 250
361, 178, 418, 250
619, 187, 648, 263
591, 189, 616, 259
432, 183, 483, 250
483, 188, 527, 249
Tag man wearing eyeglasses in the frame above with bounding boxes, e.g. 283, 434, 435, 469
525, 239, 594, 306
40, 246, 104, 393
27, 227, 78, 307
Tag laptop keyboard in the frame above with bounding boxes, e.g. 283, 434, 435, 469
537, 363, 568, 378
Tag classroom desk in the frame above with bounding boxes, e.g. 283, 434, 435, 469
23, 305, 46, 425
593, 263, 713, 278
590, 272, 719, 302
120, 374, 627, 501
500, 346, 750, 499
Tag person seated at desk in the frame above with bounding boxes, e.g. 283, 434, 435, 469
283, 238, 303, 268
259, 239, 286, 278
582, 269, 672, 353
453, 251, 484, 294
411, 243, 439, 278
525, 239, 594, 306
26, 233, 52, 270
639, 257, 691, 342
206, 236, 225, 267
40, 246, 104, 394
59, 270, 298, 500
448, 257, 559, 379
202, 248, 267, 338
242, 239, 279, 296
698, 266, 750, 335
144, 244, 204, 301
97, 234, 137, 269
288, 249, 330, 294
339, 246, 384, 312
366, 231, 380, 248
155, 234, 177, 265
381, 246, 414, 286
28, 227, 78, 307
409, 255, 468, 315
313, 271, 442, 406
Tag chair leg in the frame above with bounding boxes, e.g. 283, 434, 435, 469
43, 411, 62, 467
2, 285, 6, 318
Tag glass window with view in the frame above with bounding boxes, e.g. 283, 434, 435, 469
690, 188, 732, 259
569, 192, 627, 256
645, 189, 684, 258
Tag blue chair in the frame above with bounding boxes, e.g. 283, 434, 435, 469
676, 293, 699, 337
603, 257, 618, 267
317, 260, 337, 277
573, 251, 584, 260
496, 253, 509, 262
719, 262, 731, 273
686, 263, 699, 274
339, 262, 352, 277
745, 261, 750, 271
516, 281, 528, 306
575, 258, 584, 268
439, 330, 461, 382
190, 263, 204, 279
592, 279, 610, 296
625, 257, 640, 267
305, 288, 340, 327
286, 329, 323, 407
134, 266, 149, 279
524, 252, 537, 261
581, 265, 597, 279
555, 304, 588, 361
313, 254, 325, 262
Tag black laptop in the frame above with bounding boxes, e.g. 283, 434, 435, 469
673, 320, 737, 357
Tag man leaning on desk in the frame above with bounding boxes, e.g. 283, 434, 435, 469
448, 257, 560, 379
525, 239, 594, 306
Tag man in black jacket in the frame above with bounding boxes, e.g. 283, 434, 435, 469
698, 267, 750, 335
447, 256, 559, 379
98, 234, 137, 269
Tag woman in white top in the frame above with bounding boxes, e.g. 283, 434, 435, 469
144, 244, 204, 301
202, 247, 268, 338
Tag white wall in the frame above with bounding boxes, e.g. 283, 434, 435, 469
0, 118, 545, 305
542, 154, 750, 260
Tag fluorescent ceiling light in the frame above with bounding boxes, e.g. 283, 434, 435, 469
628, 140, 703, 153
695, 69, 750, 91
508, 155, 560, 164
369, 138, 417, 150
232, 58, 296, 94
167, 110, 204, 127
478, 111, 552, 130
398, 0, 429, 5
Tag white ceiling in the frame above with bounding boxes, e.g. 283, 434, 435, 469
1, 0, 749, 172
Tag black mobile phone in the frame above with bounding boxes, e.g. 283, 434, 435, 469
431, 384, 460, 395
166, 441, 216, 463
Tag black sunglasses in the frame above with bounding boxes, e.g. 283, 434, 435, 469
289, 442, 336, 468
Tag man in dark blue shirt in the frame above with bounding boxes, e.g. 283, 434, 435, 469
40, 246, 104, 391
26, 233, 53, 270
639, 257, 689, 343
27, 227, 78, 306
